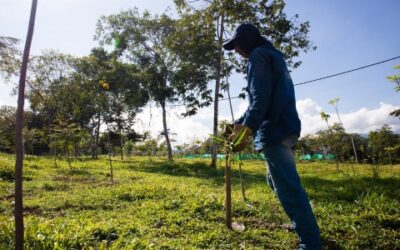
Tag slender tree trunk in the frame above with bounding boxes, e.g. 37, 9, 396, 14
66, 142, 72, 171
51, 130, 58, 167
25, 141, 29, 160
90, 119, 96, 159
107, 129, 114, 184
238, 160, 246, 202
94, 113, 101, 159
120, 130, 124, 160
74, 141, 78, 159
335, 108, 359, 163
349, 134, 358, 163
211, 13, 225, 168
225, 154, 232, 229
53, 152, 58, 167
14, 1, 37, 249
161, 100, 173, 161
333, 143, 340, 171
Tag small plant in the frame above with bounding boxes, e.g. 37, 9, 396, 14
210, 125, 250, 230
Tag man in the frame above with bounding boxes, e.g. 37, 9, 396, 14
223, 23, 322, 250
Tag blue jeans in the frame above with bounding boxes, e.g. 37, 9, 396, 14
263, 135, 322, 250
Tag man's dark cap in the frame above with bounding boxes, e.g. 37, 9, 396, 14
223, 23, 261, 50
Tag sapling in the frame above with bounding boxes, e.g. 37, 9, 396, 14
211, 125, 249, 231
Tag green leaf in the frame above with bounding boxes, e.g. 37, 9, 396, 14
209, 134, 225, 144
231, 127, 249, 147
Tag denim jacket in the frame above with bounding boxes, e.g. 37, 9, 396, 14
235, 42, 301, 150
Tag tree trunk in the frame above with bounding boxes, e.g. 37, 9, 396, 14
161, 100, 173, 161
211, 13, 225, 168
94, 113, 101, 159
349, 134, 358, 163
74, 141, 78, 159
90, 119, 96, 159
66, 142, 72, 171
225, 154, 232, 229
335, 108, 359, 163
108, 129, 114, 184
120, 130, 124, 160
14, 1, 37, 249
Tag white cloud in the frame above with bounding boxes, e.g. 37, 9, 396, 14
296, 99, 400, 136
341, 102, 400, 133
296, 98, 326, 136
296, 98, 322, 116
134, 103, 212, 147
133, 99, 400, 146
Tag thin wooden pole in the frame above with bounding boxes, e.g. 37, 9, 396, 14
15, 1, 38, 249
226, 73, 246, 202
225, 154, 232, 229
238, 157, 246, 202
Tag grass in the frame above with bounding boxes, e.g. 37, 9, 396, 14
0, 153, 399, 249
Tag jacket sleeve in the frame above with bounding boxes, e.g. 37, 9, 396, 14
242, 51, 274, 132
234, 108, 248, 125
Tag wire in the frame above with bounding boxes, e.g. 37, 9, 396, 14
294, 55, 400, 86
166, 55, 400, 107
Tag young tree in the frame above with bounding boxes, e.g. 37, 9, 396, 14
329, 98, 358, 163
95, 9, 213, 161
319, 112, 331, 157
174, 0, 316, 167
386, 64, 400, 118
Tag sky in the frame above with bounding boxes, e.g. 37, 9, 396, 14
1, 0, 399, 146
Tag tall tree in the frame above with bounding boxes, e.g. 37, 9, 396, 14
27, 51, 78, 159
99, 50, 149, 160
0, 36, 21, 81
368, 124, 399, 164
0, 106, 17, 153
95, 9, 213, 161
14, 1, 38, 249
174, 0, 316, 167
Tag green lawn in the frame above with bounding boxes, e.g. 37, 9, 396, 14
1, 153, 399, 249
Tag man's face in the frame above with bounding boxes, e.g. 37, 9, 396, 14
234, 45, 248, 58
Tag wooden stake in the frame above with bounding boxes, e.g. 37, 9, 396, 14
225, 154, 232, 229
238, 160, 246, 201
15, 1, 38, 249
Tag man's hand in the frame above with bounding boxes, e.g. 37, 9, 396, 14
227, 124, 252, 152
222, 123, 234, 139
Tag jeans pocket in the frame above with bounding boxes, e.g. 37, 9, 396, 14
281, 134, 298, 150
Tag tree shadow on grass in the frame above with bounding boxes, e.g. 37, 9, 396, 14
132, 161, 226, 185
301, 176, 400, 203
130, 160, 268, 186
130, 160, 400, 203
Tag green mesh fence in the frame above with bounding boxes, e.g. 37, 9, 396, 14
299, 154, 335, 160
180, 153, 265, 160
180, 153, 335, 161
